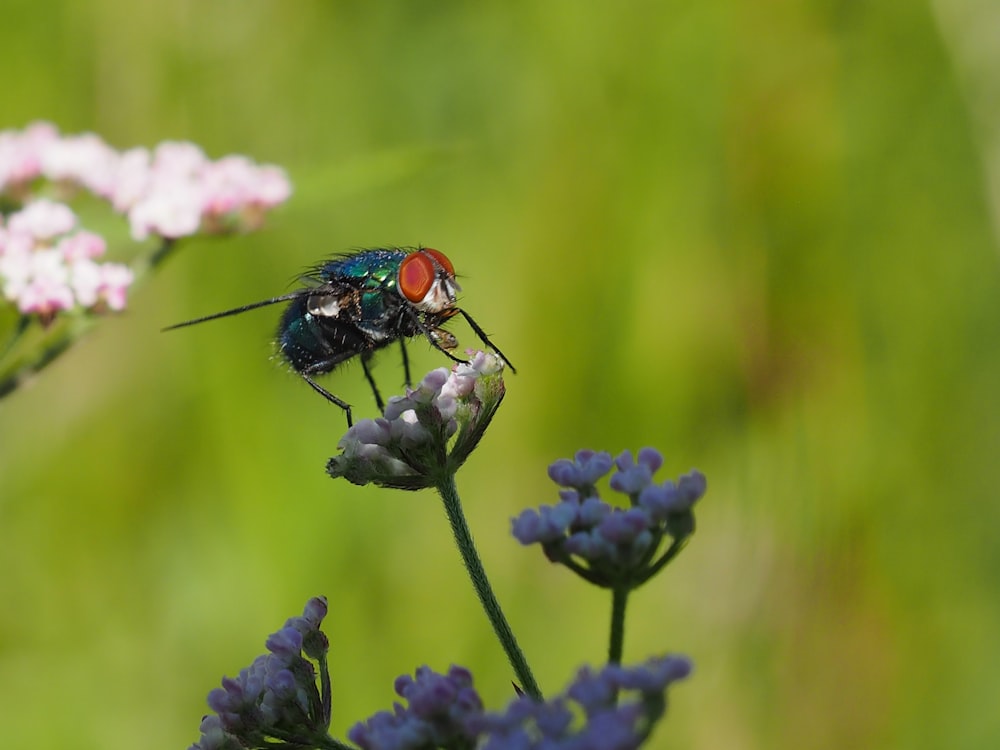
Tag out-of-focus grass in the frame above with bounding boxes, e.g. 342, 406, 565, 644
2, 2, 999, 749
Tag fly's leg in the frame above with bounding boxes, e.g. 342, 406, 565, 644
300, 371, 353, 427
456, 308, 516, 373
399, 338, 412, 388
360, 352, 385, 412
404, 307, 466, 366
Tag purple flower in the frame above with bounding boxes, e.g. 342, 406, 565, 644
597, 508, 651, 545
265, 626, 303, 665
349, 665, 484, 750
677, 469, 707, 505
188, 715, 243, 750
565, 529, 616, 560
327, 352, 506, 490
518, 448, 707, 589
511, 502, 578, 545
547, 450, 614, 491
637, 469, 706, 522
300, 595, 329, 628
189, 597, 337, 750
475, 655, 692, 750
609, 448, 664, 496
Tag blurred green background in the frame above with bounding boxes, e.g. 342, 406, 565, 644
2, 1, 1000, 748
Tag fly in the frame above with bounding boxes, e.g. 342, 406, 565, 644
164, 247, 515, 425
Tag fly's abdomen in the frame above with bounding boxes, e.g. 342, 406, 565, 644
277, 297, 367, 375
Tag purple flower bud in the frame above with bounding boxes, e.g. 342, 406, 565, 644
547, 451, 613, 490
265, 626, 302, 664
596, 507, 651, 545
609, 461, 653, 495
189, 714, 242, 750
328, 354, 506, 490
190, 598, 333, 749
265, 668, 298, 699
615, 655, 694, 691
418, 367, 450, 394
637, 482, 680, 519
613, 449, 635, 472
577, 496, 610, 526
512, 502, 580, 545
677, 470, 707, 505
206, 685, 240, 716
352, 666, 484, 750
547, 458, 582, 487
629, 530, 654, 563
344, 418, 392, 446
558, 488, 581, 503
637, 446, 664, 474
389, 409, 433, 446
567, 665, 618, 712
575, 450, 614, 484
259, 666, 310, 728
581, 708, 645, 747
301, 596, 328, 628
477, 656, 692, 749
565, 530, 614, 561
241, 655, 268, 700
531, 700, 574, 737
383, 395, 418, 422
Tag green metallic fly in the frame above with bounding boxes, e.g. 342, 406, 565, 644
165, 247, 515, 425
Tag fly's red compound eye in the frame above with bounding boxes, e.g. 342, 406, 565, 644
421, 248, 455, 278
398, 252, 437, 302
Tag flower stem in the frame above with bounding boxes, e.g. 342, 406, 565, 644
0, 238, 177, 401
0, 318, 90, 399
436, 472, 542, 701
608, 585, 630, 665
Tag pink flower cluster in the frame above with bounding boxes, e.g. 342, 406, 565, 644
0, 200, 134, 317
0, 121, 291, 240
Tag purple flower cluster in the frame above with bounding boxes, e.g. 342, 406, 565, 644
349, 666, 483, 750
0, 121, 291, 241
512, 449, 706, 588
477, 655, 692, 750
350, 656, 692, 750
189, 597, 343, 750
0, 200, 133, 318
327, 351, 506, 490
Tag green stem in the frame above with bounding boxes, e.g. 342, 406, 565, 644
0, 318, 91, 399
609, 585, 629, 665
0, 315, 29, 360
0, 238, 178, 400
436, 472, 542, 700
637, 536, 687, 586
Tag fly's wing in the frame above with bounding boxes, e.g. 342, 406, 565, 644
303, 283, 364, 322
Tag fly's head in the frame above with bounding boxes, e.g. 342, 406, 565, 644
397, 248, 461, 314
